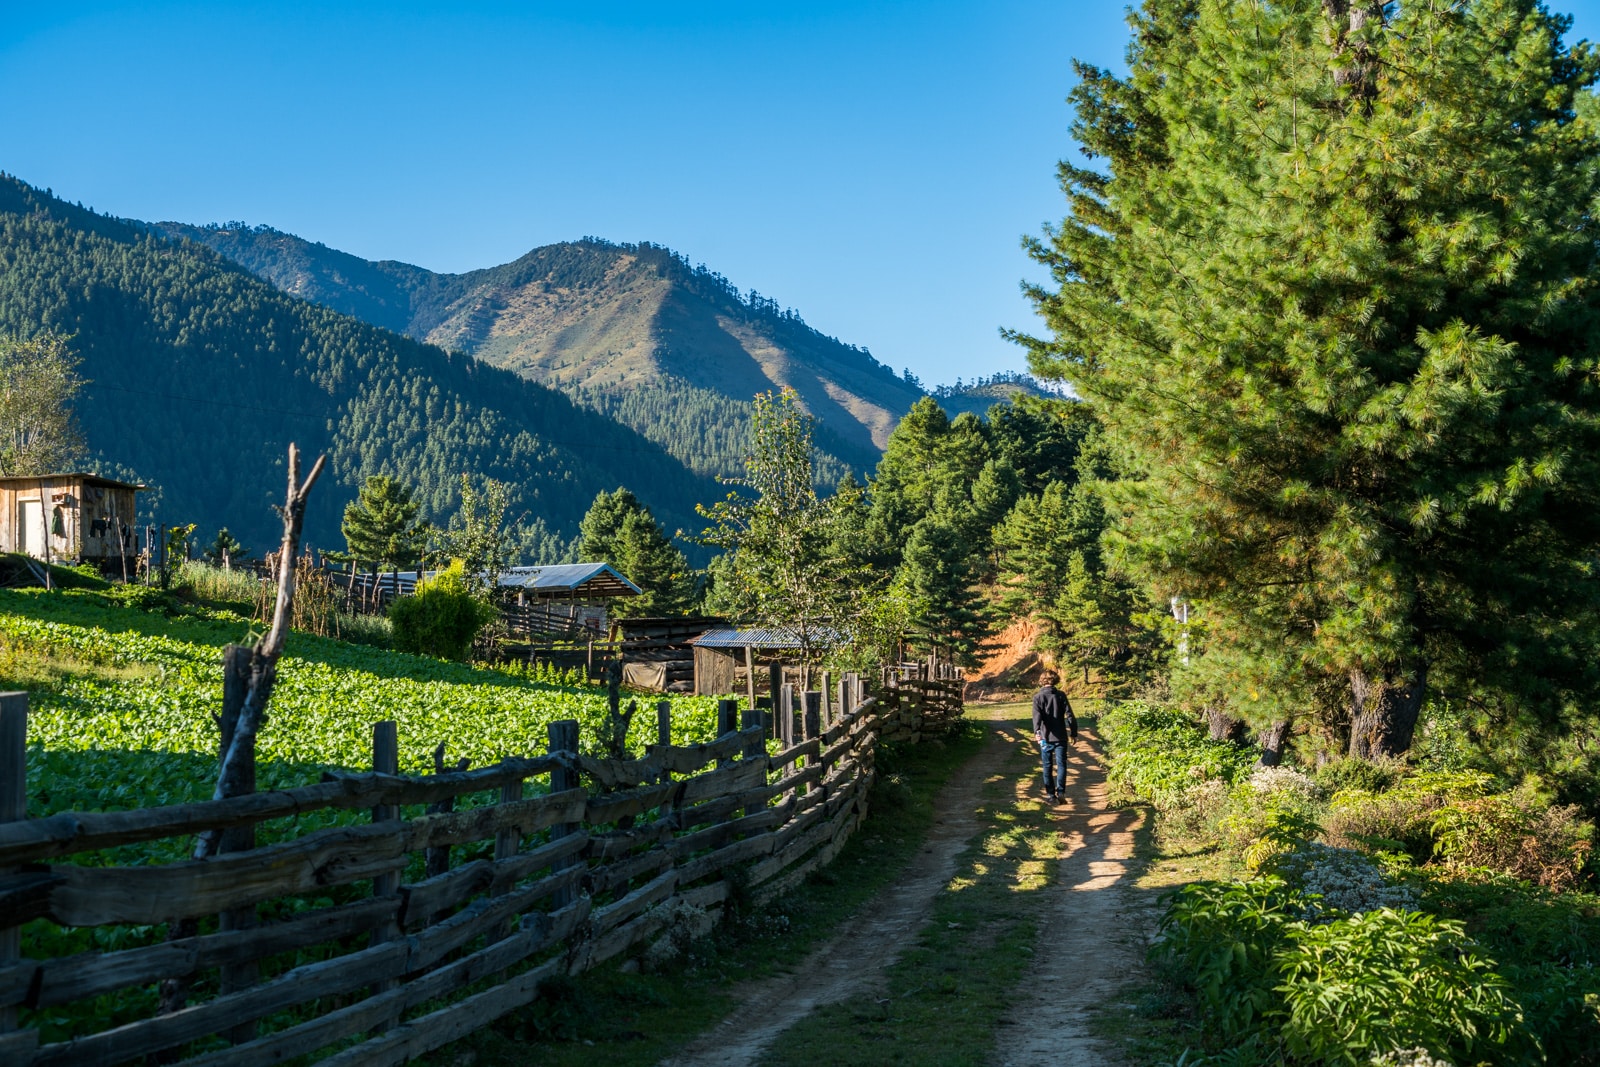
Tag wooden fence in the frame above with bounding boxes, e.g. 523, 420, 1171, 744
0, 679, 961, 1065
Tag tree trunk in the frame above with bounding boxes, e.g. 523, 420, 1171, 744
1348, 667, 1427, 760
1256, 719, 1291, 767
1205, 703, 1246, 743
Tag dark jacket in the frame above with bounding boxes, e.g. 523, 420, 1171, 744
1032, 685, 1077, 745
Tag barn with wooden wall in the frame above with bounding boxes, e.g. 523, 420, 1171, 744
0, 474, 144, 564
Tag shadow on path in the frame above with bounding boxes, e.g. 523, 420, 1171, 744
991, 722, 1149, 1067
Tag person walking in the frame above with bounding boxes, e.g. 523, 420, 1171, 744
1032, 669, 1077, 804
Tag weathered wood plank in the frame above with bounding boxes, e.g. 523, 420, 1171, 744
573, 725, 766, 790
676, 832, 778, 885
768, 738, 821, 770
0, 756, 565, 869
665, 802, 791, 862
584, 847, 674, 899
312, 956, 568, 1067
27, 864, 591, 1067
677, 757, 767, 805
399, 832, 587, 927
180, 897, 591, 1067
9, 789, 587, 927
583, 818, 677, 861
582, 780, 677, 826
1, 898, 397, 1011
1, 691, 26, 1036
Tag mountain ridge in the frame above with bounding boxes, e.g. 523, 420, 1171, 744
0, 174, 719, 560
153, 223, 925, 477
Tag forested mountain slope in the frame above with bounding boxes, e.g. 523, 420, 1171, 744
155, 223, 921, 478
931, 371, 1061, 419
0, 176, 718, 559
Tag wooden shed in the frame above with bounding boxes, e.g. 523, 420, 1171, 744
0, 473, 145, 565
613, 616, 725, 693
499, 562, 642, 638
689, 626, 842, 697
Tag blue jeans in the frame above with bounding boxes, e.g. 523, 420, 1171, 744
1040, 739, 1067, 795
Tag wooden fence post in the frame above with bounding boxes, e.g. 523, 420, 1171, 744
717, 698, 738, 741
217, 646, 259, 1044
549, 719, 581, 908
367, 720, 401, 1031
802, 691, 821, 742
780, 684, 795, 747
821, 671, 832, 728
744, 646, 757, 710
767, 663, 782, 736
0, 693, 26, 1036
656, 700, 673, 771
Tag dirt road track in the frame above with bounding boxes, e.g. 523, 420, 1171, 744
990, 726, 1147, 1066
659, 715, 1014, 1067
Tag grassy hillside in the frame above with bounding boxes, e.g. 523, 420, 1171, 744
0, 175, 718, 558
156, 224, 916, 479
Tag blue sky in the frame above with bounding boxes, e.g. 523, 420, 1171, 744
4, 2, 1600, 388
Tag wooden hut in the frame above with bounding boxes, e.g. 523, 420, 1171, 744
689, 625, 841, 697
613, 616, 725, 693
499, 562, 641, 638
0, 473, 145, 565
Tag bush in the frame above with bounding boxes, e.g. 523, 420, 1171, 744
1218, 777, 1322, 870
1313, 755, 1406, 797
388, 562, 494, 661
1430, 790, 1594, 892
1158, 881, 1535, 1064
333, 610, 392, 649
1155, 878, 1303, 1039
1418, 873, 1600, 1062
1276, 909, 1531, 1066
1101, 701, 1257, 811
1324, 771, 1495, 858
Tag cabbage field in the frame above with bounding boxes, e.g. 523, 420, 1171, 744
0, 587, 726, 819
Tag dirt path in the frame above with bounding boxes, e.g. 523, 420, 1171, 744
990, 726, 1148, 1066
659, 713, 1016, 1067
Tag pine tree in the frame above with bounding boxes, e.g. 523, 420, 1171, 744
341, 475, 430, 574
578, 488, 694, 617
1017, 0, 1600, 765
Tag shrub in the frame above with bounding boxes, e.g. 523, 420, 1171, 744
1418, 873, 1600, 1062
1217, 780, 1322, 869
1430, 790, 1594, 892
1244, 765, 1318, 797
1154, 878, 1303, 1040
1276, 909, 1531, 1065
1324, 771, 1495, 858
1100, 701, 1256, 810
334, 610, 392, 649
1313, 755, 1405, 797
388, 562, 494, 661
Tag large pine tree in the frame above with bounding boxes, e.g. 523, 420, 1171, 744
1018, 0, 1600, 767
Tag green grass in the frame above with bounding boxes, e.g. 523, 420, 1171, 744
428, 722, 988, 1067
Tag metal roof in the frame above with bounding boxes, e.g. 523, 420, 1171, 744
498, 562, 641, 597
690, 625, 841, 650
0, 473, 148, 491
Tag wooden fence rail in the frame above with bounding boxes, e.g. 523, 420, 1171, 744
0, 678, 961, 1066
